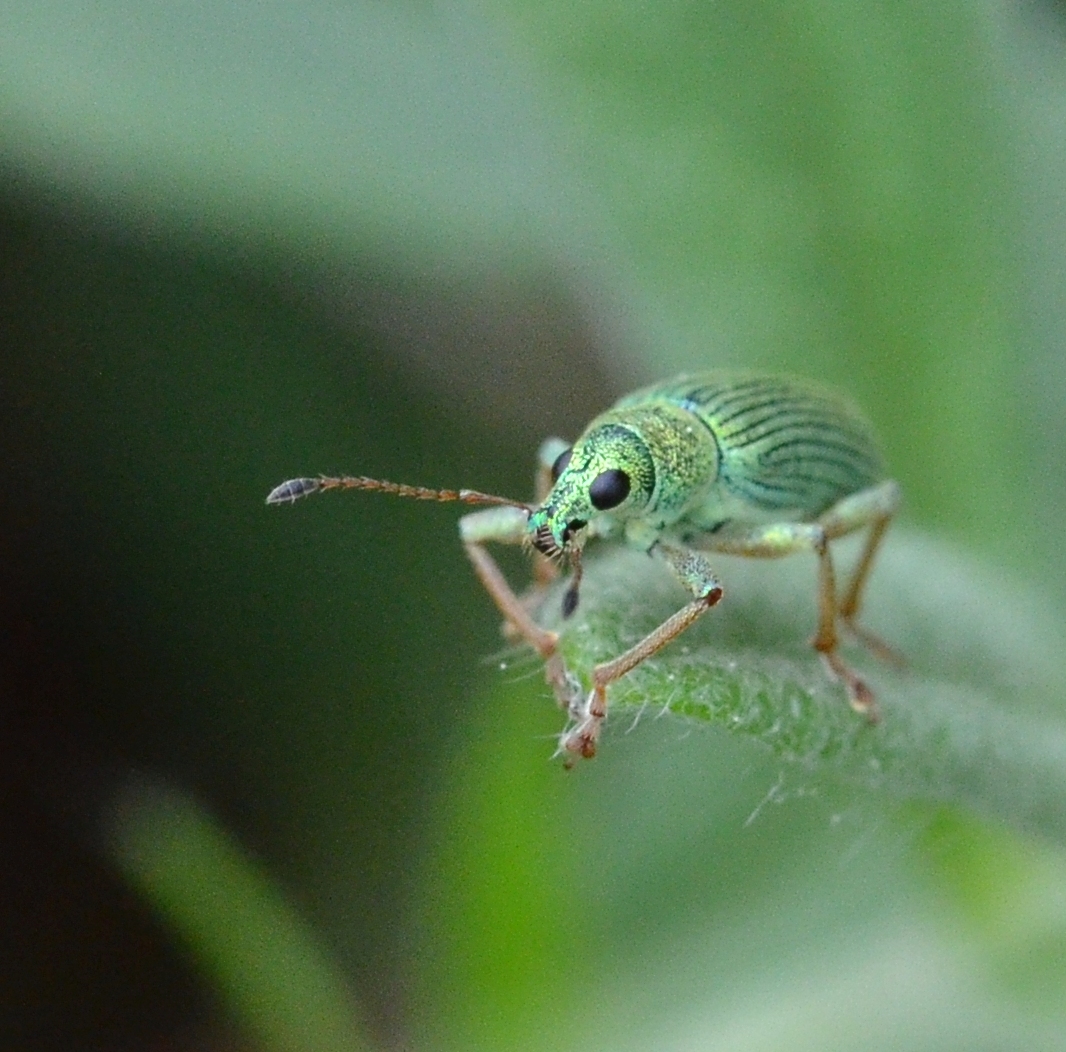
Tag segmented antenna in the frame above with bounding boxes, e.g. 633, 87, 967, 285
266, 474, 528, 510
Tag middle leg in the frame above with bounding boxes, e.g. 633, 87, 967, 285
705, 521, 878, 719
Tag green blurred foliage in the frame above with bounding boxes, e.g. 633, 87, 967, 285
109, 782, 372, 1052
501, 0, 1028, 559
2, 1, 1066, 1051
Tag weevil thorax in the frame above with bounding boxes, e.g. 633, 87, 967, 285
528, 401, 720, 556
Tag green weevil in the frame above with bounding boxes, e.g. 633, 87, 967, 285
267, 372, 900, 762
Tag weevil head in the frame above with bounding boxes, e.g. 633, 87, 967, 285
528, 421, 656, 556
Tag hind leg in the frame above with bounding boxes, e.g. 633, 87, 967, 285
705, 480, 901, 720
830, 482, 904, 667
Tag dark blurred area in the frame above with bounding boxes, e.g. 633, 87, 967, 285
0, 189, 609, 1049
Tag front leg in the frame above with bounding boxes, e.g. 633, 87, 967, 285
459, 506, 582, 714
531, 437, 571, 591
560, 542, 723, 761
501, 437, 572, 639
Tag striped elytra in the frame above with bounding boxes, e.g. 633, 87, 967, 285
618, 373, 883, 520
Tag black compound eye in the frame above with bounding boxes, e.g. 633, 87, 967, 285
589, 468, 631, 510
550, 447, 573, 482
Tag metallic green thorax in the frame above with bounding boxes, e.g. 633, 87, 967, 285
528, 372, 884, 555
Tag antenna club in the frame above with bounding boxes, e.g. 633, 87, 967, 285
265, 477, 321, 504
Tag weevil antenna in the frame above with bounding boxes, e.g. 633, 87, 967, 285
266, 474, 530, 511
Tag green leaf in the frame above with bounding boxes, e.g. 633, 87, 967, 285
105, 781, 372, 1052
543, 528, 1066, 845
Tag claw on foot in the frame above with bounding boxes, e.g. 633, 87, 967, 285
559, 718, 600, 761
557, 685, 606, 761
819, 652, 880, 724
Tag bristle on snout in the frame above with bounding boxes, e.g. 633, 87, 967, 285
532, 524, 561, 558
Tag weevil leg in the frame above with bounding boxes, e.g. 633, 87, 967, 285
826, 481, 904, 667
536, 437, 570, 503
460, 506, 582, 714
530, 437, 570, 589
493, 438, 573, 644
560, 542, 723, 760
499, 437, 574, 646
811, 529, 878, 717
703, 518, 880, 720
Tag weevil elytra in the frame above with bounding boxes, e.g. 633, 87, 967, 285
268, 372, 900, 762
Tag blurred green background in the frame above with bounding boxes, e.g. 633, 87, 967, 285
3, 1, 1066, 1049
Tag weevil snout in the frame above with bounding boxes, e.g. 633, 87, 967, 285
530, 512, 587, 557
532, 521, 561, 558
562, 518, 587, 544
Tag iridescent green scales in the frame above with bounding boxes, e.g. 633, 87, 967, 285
617, 372, 884, 525
268, 371, 900, 763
